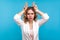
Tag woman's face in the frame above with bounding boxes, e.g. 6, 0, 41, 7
27, 9, 35, 21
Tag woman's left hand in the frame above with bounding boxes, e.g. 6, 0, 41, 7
32, 2, 39, 13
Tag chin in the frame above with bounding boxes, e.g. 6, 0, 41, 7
29, 19, 33, 21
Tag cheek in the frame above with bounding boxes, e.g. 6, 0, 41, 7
26, 14, 35, 18
32, 14, 35, 18
26, 15, 29, 18
31, 14, 35, 18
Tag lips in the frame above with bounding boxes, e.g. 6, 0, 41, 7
29, 18, 32, 19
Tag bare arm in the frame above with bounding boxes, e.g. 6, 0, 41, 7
17, 2, 28, 17
18, 10, 24, 16
36, 10, 49, 20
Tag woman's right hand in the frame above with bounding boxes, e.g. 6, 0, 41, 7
24, 2, 28, 11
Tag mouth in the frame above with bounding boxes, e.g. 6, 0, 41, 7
29, 18, 33, 19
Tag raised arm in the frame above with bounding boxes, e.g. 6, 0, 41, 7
36, 9, 49, 26
14, 10, 24, 26
14, 2, 28, 26
32, 2, 49, 26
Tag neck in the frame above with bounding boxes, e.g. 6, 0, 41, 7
29, 20, 33, 24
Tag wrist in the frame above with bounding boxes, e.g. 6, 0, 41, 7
22, 10, 25, 13
36, 9, 39, 13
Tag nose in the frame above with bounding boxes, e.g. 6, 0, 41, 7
29, 16, 32, 18
29, 14, 32, 17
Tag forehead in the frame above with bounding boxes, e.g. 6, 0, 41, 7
27, 9, 34, 13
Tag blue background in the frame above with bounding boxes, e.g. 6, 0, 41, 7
0, 0, 60, 40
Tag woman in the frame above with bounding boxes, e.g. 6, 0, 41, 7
14, 2, 49, 40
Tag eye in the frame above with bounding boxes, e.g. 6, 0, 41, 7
31, 13, 34, 15
27, 13, 30, 15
